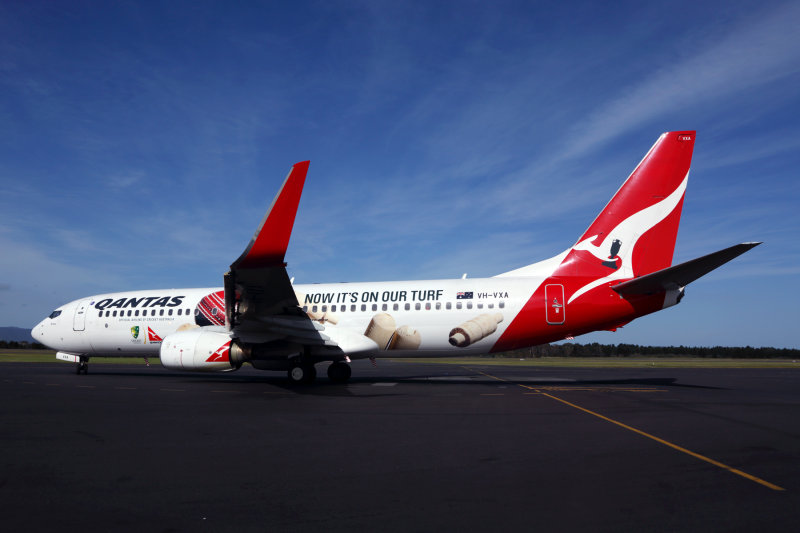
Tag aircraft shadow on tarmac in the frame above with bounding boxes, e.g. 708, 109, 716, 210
74, 364, 726, 395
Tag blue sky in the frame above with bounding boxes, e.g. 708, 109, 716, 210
1, 1, 798, 348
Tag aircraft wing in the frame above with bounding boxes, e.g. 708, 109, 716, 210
223, 162, 378, 357
612, 242, 761, 295
224, 162, 321, 343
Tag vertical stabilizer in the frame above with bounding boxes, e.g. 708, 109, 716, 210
570, 131, 695, 278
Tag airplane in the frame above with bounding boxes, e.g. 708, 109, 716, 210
32, 131, 760, 383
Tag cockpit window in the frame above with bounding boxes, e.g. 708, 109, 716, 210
48, 310, 62, 319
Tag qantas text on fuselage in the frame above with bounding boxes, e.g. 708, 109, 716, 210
33, 132, 760, 383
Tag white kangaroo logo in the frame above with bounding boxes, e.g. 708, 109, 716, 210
568, 173, 689, 304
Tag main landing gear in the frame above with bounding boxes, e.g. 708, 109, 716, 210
286, 360, 352, 385
75, 356, 89, 375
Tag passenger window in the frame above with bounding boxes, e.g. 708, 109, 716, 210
456, 303, 462, 310
98, 311, 102, 317
176, 309, 181, 316
477, 303, 483, 309
435, 302, 441, 310
159, 309, 164, 316
372, 304, 377, 311
361, 304, 366, 311
128, 310, 132, 316
351, 305, 356, 312
404, 303, 410, 311
303, 306, 308, 313
467, 302, 473, 309
382, 304, 387, 311
393, 303, 399, 311
135, 310, 139, 316
322, 305, 327, 312
113, 311, 117, 317
499, 301, 505, 308
425, 302, 431, 310
168, 309, 173, 316
446, 302, 452, 310
488, 303, 494, 309
312, 306, 318, 313
332, 305, 337, 312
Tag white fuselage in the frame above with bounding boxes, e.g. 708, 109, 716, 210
32, 276, 545, 359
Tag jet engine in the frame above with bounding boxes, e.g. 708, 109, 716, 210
160, 328, 240, 372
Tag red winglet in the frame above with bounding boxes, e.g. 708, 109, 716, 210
232, 161, 309, 269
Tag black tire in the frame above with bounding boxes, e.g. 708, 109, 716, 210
327, 361, 352, 384
288, 363, 316, 385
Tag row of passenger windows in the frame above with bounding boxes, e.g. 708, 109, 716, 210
99, 308, 196, 318
303, 301, 505, 314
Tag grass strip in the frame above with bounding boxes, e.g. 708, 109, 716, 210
3, 350, 798, 369
392, 357, 800, 369
0, 350, 158, 365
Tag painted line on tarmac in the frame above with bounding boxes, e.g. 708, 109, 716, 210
470, 368, 785, 492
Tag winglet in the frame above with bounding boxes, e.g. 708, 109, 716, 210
232, 161, 309, 269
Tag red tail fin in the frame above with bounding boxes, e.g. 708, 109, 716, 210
571, 131, 695, 277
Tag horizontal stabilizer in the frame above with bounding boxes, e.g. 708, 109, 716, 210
612, 242, 761, 295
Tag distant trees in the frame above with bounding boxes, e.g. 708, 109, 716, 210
495, 343, 800, 359
0, 340, 46, 349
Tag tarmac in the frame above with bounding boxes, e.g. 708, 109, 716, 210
2, 359, 799, 532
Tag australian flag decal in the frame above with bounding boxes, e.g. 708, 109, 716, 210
456, 291, 473, 299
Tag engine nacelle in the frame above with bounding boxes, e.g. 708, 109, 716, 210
160, 329, 239, 372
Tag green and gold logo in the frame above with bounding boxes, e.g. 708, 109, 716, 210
131, 326, 140, 339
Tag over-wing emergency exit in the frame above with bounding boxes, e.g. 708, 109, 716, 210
33, 132, 760, 383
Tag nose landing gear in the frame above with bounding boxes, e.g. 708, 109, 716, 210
75, 356, 89, 375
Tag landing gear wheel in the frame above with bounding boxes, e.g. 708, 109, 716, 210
76, 358, 89, 375
288, 363, 316, 385
327, 361, 351, 384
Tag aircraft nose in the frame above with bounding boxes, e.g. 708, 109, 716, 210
32, 319, 49, 345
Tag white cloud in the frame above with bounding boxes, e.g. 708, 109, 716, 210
555, 2, 800, 162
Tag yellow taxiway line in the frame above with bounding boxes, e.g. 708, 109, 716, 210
468, 367, 785, 491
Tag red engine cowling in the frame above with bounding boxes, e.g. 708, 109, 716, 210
160, 329, 238, 372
